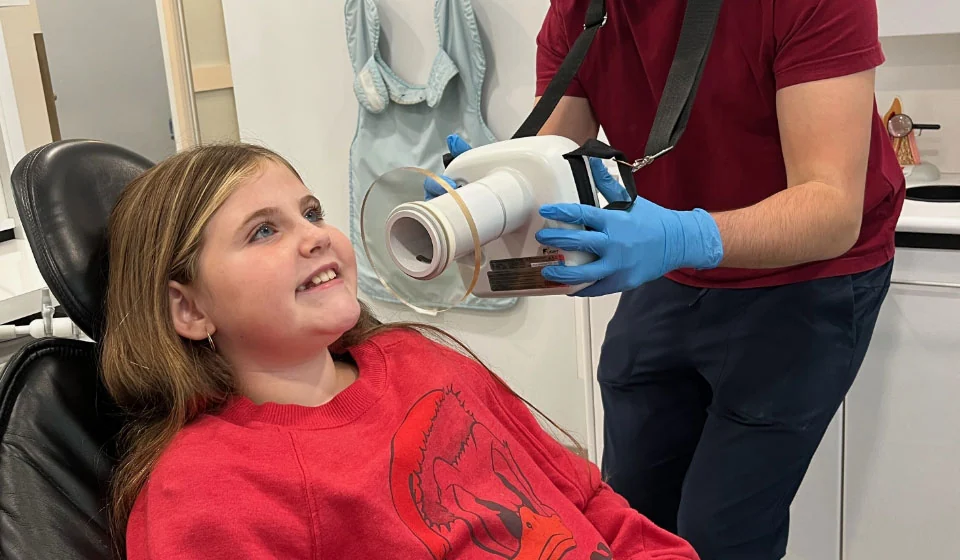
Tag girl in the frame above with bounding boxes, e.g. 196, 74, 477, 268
101, 143, 698, 560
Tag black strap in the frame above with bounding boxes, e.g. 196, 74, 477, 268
643, 0, 724, 159
563, 139, 637, 211
512, 0, 607, 139
514, 0, 723, 165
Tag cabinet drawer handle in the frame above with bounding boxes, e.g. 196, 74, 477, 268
892, 280, 960, 289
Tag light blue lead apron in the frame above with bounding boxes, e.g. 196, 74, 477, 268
344, 0, 517, 312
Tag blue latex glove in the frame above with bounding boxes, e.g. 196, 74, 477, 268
424, 135, 723, 296
536, 185, 724, 297
588, 157, 632, 205
424, 134, 473, 200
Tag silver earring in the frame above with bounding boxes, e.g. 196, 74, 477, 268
206, 330, 216, 352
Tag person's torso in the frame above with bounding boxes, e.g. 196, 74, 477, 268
553, 0, 905, 288
210, 332, 613, 559
294, 381, 607, 557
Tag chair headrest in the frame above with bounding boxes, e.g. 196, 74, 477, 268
11, 140, 153, 341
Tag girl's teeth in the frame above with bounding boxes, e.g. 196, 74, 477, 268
300, 270, 338, 292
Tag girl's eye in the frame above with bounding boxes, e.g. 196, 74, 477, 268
251, 224, 276, 241
305, 206, 325, 223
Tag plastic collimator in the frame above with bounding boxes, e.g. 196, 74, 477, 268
360, 167, 482, 315
362, 136, 609, 315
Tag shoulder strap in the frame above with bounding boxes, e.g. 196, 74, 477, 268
514, 0, 724, 169
642, 0, 724, 162
512, 0, 607, 140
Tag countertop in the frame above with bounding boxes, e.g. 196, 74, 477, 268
0, 239, 50, 325
896, 172, 960, 236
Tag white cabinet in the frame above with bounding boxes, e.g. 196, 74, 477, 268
784, 415, 842, 560
587, 292, 619, 461
877, 0, 960, 37
843, 279, 960, 559
0, 240, 49, 325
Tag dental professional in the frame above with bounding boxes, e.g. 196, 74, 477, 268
431, 0, 905, 559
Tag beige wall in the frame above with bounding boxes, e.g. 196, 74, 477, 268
183, 0, 230, 66
0, 1, 52, 152
3, 0, 241, 158
34, 0, 176, 161
182, 0, 239, 144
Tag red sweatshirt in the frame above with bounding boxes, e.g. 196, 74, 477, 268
126, 329, 698, 559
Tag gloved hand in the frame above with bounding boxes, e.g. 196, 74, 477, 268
424, 134, 473, 200
536, 189, 724, 297
588, 157, 632, 205
423, 135, 724, 297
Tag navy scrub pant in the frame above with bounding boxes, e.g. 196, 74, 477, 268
598, 260, 893, 560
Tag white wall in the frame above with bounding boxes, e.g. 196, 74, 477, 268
876, 33, 960, 173
221, 0, 590, 438
876, 0, 960, 38
34, 0, 175, 162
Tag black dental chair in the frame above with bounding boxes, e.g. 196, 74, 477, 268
0, 140, 154, 559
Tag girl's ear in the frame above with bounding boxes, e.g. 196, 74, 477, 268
168, 280, 214, 341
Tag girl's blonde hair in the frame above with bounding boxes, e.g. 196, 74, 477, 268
101, 143, 581, 557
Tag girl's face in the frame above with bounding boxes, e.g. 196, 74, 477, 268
168, 160, 361, 368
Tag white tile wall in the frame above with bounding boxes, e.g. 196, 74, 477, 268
876, 33, 960, 173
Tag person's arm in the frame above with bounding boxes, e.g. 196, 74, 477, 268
532, 0, 884, 275
533, 70, 877, 282
533, 1, 601, 146
473, 365, 698, 559
711, 68, 875, 268
712, 0, 888, 268
537, 95, 600, 145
